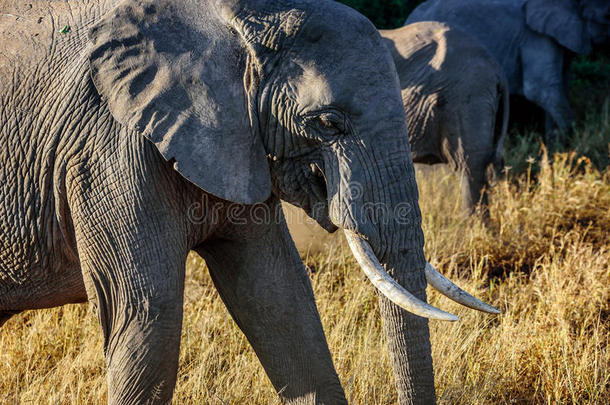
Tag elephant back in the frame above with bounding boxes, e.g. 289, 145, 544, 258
0, 0, 117, 93
406, 0, 526, 93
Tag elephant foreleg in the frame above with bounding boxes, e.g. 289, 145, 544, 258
75, 220, 188, 405
196, 198, 347, 405
521, 35, 574, 144
69, 156, 190, 404
460, 150, 493, 215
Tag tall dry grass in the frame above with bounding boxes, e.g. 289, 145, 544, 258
0, 112, 608, 404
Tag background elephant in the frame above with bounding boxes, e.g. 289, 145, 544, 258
406, 0, 610, 142
381, 22, 509, 213
0, 0, 497, 404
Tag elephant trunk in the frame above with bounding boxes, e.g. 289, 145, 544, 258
325, 136, 435, 403
379, 282, 436, 404
328, 135, 497, 404
349, 231, 433, 404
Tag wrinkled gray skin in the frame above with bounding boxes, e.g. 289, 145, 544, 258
381, 22, 509, 213
0, 0, 435, 404
407, 0, 610, 142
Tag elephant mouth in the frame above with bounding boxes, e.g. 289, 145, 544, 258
343, 230, 500, 321
303, 162, 337, 232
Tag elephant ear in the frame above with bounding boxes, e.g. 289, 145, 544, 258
524, 0, 591, 54
88, 0, 271, 204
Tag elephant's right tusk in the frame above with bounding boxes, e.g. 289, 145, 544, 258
344, 230, 458, 321
425, 263, 501, 314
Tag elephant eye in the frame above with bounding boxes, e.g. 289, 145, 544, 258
303, 109, 350, 136
318, 112, 348, 133
319, 113, 342, 130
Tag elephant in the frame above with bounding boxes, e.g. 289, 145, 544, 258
406, 0, 610, 142
0, 0, 499, 404
381, 22, 509, 213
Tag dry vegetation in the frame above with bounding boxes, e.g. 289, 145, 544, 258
1, 110, 609, 404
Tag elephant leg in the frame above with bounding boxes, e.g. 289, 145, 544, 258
75, 222, 187, 405
521, 35, 574, 144
69, 154, 190, 405
196, 199, 346, 405
544, 112, 556, 142
460, 151, 492, 215
442, 128, 491, 214
460, 171, 485, 215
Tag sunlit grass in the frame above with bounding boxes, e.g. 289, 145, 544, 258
1, 115, 609, 404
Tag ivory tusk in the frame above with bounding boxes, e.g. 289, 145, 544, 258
425, 263, 501, 314
344, 230, 458, 321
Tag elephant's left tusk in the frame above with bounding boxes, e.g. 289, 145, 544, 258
425, 263, 501, 314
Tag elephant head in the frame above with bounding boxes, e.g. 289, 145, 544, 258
381, 22, 510, 215
524, 0, 610, 54
88, 0, 498, 402
580, 0, 610, 44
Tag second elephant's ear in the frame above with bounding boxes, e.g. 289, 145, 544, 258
88, 0, 271, 204
524, 0, 591, 54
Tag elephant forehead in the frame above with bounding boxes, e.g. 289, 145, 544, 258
291, 56, 401, 119
295, 67, 333, 108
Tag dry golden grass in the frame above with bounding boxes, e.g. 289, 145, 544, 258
1, 123, 609, 404
415, 155, 610, 405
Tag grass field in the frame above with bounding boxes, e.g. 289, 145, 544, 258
1, 107, 609, 404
